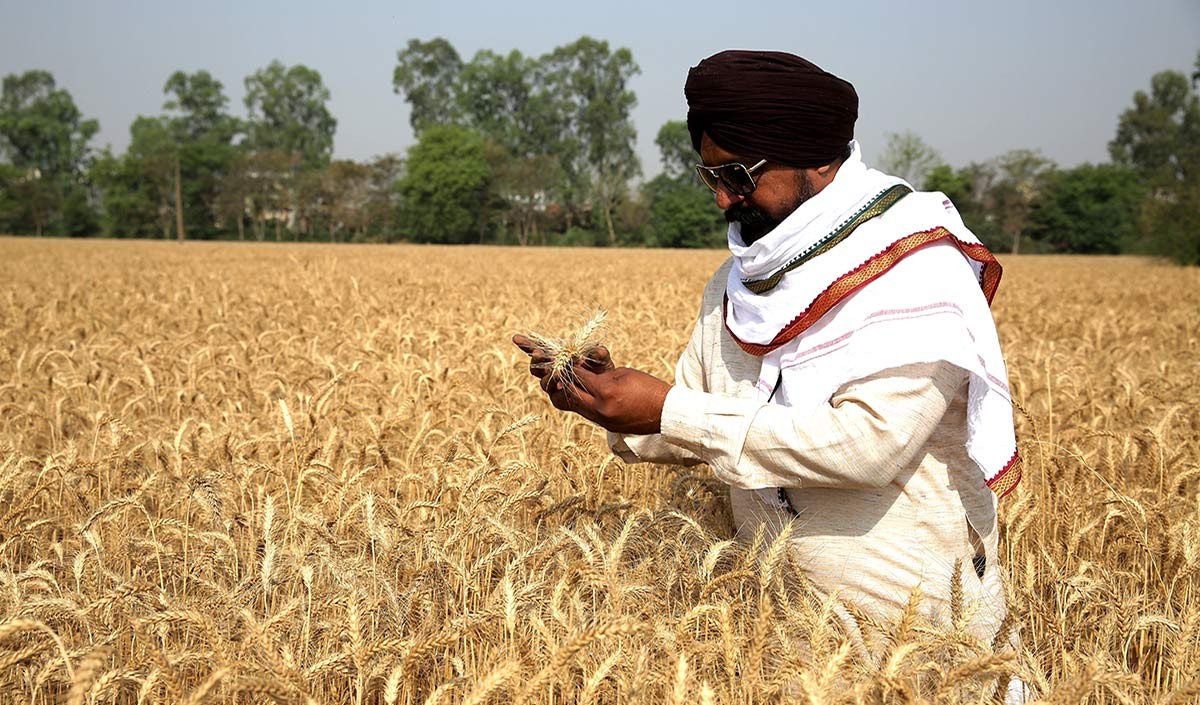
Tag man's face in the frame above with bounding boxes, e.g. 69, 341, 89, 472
699, 133, 816, 245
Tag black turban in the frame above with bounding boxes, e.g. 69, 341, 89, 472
685, 50, 858, 168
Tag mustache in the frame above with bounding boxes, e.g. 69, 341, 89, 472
724, 204, 775, 227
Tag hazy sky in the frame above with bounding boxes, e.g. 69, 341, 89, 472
2, 0, 1197, 177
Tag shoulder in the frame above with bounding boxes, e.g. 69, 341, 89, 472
698, 257, 733, 312
879, 189, 970, 234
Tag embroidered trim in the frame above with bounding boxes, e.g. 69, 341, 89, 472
743, 184, 913, 294
986, 451, 1022, 498
724, 227, 1003, 357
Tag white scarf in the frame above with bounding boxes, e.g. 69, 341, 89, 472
724, 142, 1020, 507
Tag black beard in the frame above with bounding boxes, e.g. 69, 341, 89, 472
725, 173, 818, 245
725, 205, 779, 245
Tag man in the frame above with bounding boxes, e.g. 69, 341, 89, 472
514, 49, 1022, 685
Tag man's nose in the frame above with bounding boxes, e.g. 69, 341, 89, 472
714, 185, 743, 210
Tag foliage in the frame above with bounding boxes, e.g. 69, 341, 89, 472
5, 46, 1198, 255
655, 120, 696, 179
392, 38, 464, 135
0, 70, 97, 179
878, 130, 943, 187
921, 153, 1055, 255
244, 61, 336, 169
163, 70, 241, 239
638, 121, 724, 248
0, 70, 98, 235
393, 36, 641, 245
1028, 163, 1144, 254
396, 124, 493, 243
1111, 53, 1200, 265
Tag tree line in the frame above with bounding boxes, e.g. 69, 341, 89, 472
0, 40, 1197, 264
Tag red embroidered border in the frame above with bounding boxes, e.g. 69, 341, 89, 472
986, 451, 1022, 498
724, 227, 1003, 357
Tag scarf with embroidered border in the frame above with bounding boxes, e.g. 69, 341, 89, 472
723, 142, 1021, 508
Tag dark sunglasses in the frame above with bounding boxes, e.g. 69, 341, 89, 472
695, 158, 768, 196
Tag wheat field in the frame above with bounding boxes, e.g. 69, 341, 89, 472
1, 237, 1198, 704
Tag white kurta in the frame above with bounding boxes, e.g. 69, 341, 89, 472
609, 258, 1009, 643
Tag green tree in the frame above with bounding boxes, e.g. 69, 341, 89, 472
992, 149, 1056, 254
641, 121, 723, 248
1028, 164, 1144, 254
0, 70, 97, 179
1111, 55, 1200, 264
643, 175, 724, 248
396, 125, 493, 244
879, 130, 943, 187
393, 38, 464, 135
90, 149, 159, 237
1111, 69, 1199, 184
364, 153, 403, 242
496, 153, 562, 245
654, 120, 696, 179
0, 70, 98, 235
163, 70, 241, 239
542, 37, 641, 245
244, 61, 336, 169
213, 151, 254, 241
456, 49, 528, 150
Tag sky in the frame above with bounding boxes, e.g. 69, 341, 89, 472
1, 0, 1198, 178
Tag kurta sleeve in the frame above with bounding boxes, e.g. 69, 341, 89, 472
656, 361, 967, 490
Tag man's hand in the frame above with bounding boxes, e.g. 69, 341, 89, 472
512, 335, 671, 435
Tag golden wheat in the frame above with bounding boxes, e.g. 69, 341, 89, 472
1, 239, 1198, 703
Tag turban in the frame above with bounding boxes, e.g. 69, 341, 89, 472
685, 50, 858, 168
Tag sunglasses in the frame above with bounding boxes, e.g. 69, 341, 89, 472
695, 158, 768, 196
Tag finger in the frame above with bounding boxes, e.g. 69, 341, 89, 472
512, 335, 538, 355
548, 386, 573, 411
530, 353, 551, 378
570, 364, 604, 395
583, 346, 613, 372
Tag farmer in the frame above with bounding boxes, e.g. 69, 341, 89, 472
514, 49, 1023, 691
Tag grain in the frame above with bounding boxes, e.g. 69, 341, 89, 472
1, 240, 1197, 703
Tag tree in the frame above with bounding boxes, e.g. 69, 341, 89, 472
496, 153, 562, 245
0, 70, 97, 179
542, 37, 641, 245
1028, 164, 1144, 254
878, 130, 943, 187
1110, 69, 1199, 185
363, 154, 403, 242
162, 70, 240, 239
125, 116, 180, 238
992, 149, 1055, 254
641, 120, 724, 248
244, 61, 336, 169
654, 120, 696, 178
396, 125, 493, 244
90, 148, 160, 237
0, 70, 98, 235
213, 152, 254, 241
643, 175, 725, 247
393, 38, 463, 135
1110, 54, 1200, 265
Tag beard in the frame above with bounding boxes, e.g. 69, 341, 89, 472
726, 172, 817, 245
